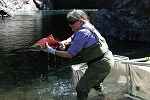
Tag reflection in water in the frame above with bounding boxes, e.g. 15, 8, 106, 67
0, 10, 150, 100
0, 10, 77, 99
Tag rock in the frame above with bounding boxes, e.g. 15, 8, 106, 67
0, 9, 10, 18
0, 0, 39, 15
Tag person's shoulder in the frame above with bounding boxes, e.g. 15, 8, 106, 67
79, 28, 91, 33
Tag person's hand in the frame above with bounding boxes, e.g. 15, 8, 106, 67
42, 42, 56, 55
59, 41, 66, 50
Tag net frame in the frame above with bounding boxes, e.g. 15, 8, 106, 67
122, 57, 150, 100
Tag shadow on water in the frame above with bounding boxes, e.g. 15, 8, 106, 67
0, 10, 150, 100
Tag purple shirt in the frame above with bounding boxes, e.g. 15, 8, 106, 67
67, 23, 97, 56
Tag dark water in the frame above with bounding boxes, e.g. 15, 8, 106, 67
0, 10, 150, 100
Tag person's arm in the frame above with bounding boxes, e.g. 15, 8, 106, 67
59, 37, 72, 50
61, 37, 72, 46
55, 50, 73, 59
42, 42, 73, 59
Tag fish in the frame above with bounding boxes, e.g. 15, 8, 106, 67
30, 34, 61, 51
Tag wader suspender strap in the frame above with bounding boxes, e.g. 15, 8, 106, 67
83, 25, 109, 65
84, 26, 104, 43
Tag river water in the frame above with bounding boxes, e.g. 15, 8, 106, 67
0, 10, 150, 100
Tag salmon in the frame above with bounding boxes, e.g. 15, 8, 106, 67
30, 34, 61, 51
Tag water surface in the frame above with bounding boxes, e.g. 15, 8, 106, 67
0, 10, 150, 100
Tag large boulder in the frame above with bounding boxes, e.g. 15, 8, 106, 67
89, 0, 150, 42
0, 0, 38, 15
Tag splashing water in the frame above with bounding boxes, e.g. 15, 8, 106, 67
36, 78, 76, 99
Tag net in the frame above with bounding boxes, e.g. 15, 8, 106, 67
122, 57, 150, 100
71, 55, 133, 99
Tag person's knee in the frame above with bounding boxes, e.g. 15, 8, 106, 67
76, 83, 83, 92
77, 91, 88, 100
76, 82, 90, 93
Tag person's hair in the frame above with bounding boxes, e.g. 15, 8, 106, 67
67, 9, 89, 22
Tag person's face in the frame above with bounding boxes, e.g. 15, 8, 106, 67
68, 20, 84, 32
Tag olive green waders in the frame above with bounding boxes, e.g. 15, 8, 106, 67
76, 43, 114, 100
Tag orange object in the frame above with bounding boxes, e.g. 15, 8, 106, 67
30, 34, 61, 51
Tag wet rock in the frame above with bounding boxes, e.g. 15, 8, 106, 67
0, 0, 38, 15
0, 10, 10, 18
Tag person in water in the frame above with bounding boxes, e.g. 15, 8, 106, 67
43, 9, 114, 100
